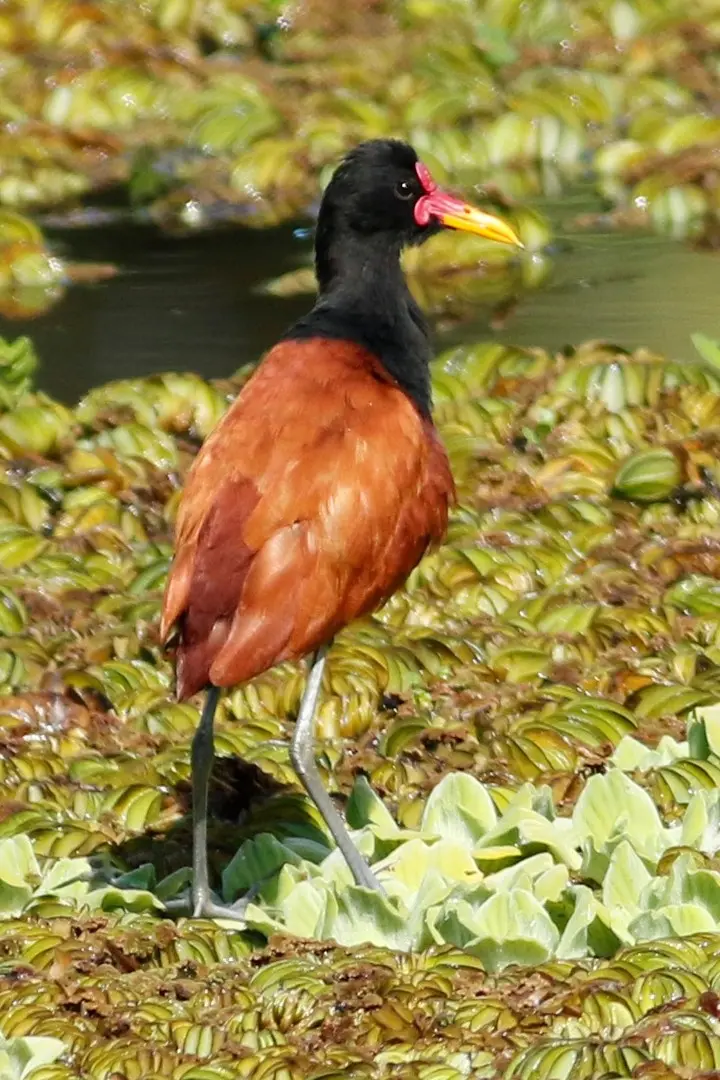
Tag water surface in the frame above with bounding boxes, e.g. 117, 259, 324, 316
0, 199, 717, 403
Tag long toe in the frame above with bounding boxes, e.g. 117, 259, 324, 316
194, 896, 251, 922
162, 893, 250, 922
357, 865, 385, 894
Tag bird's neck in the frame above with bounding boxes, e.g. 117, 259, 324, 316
282, 230, 434, 416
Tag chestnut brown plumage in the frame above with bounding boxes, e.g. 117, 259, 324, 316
161, 138, 522, 918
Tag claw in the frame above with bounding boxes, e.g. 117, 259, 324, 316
162, 883, 259, 922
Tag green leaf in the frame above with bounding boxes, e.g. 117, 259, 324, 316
691, 332, 720, 372
690, 703, 720, 757
442, 890, 560, 972
573, 771, 671, 879
685, 867, 720, 918
473, 23, 518, 65
0, 882, 32, 920
110, 863, 156, 891
0, 836, 39, 888
661, 851, 720, 914
630, 903, 716, 941
222, 833, 304, 902
345, 776, 398, 833
37, 856, 91, 898
477, 806, 581, 870
420, 773, 498, 846
0, 1035, 65, 1079
665, 576, 720, 617
611, 733, 689, 771
613, 448, 681, 503
557, 886, 601, 959
283, 837, 332, 864
155, 867, 193, 903
83, 885, 163, 913
603, 840, 652, 911
688, 712, 713, 760
322, 886, 410, 950
682, 790, 720, 855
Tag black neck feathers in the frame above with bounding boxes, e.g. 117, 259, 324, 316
280, 210, 434, 416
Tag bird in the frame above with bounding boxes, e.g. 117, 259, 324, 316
160, 138, 522, 920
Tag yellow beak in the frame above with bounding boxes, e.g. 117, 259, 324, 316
415, 187, 523, 247
438, 204, 524, 247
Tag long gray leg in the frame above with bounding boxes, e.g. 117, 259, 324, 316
291, 646, 382, 892
191, 684, 220, 916
164, 684, 254, 921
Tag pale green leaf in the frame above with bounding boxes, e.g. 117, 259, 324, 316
534, 864, 570, 903
83, 885, 163, 913
603, 840, 652, 916
691, 702, 720, 757
0, 1035, 65, 1080
436, 890, 559, 972
0, 883, 32, 919
484, 852, 556, 893
630, 903, 717, 940
0, 836, 40, 889
556, 885, 620, 960
682, 790, 720, 855
477, 807, 581, 870
573, 771, 670, 877
282, 880, 330, 939
322, 886, 410, 950
556, 886, 595, 959
375, 838, 479, 899
36, 856, 91, 897
346, 776, 398, 833
611, 733, 689, 771
420, 773, 497, 846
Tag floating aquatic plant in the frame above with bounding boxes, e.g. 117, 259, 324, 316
0, 0, 716, 322
2, 317, 720, 1073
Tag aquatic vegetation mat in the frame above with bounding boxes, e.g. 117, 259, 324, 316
0, 0, 719, 318
1, 328, 720, 1072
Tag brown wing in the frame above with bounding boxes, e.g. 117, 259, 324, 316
161, 339, 453, 699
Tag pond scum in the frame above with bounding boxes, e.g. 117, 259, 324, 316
1, 1, 720, 1078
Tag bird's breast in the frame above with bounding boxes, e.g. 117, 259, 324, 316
163, 337, 454, 695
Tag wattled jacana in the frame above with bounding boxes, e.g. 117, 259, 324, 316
161, 139, 522, 919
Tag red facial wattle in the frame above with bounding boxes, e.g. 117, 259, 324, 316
412, 160, 523, 247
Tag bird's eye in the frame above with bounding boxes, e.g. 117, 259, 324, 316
395, 179, 415, 201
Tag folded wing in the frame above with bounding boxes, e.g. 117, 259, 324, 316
161, 340, 452, 699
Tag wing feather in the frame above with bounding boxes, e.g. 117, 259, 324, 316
161, 340, 453, 699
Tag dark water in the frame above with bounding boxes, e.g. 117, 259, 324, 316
11, 223, 311, 403
1, 201, 718, 403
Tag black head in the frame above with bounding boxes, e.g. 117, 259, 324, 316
319, 139, 431, 249
284, 139, 522, 416
314, 139, 521, 290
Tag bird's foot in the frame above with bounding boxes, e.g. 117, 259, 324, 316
355, 864, 384, 894
192, 894, 252, 922
162, 884, 258, 922
342, 845, 385, 893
